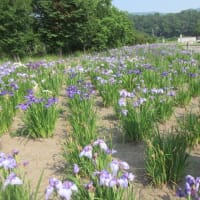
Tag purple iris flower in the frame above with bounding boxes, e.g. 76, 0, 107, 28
45, 97, 58, 108
99, 170, 113, 186
45, 185, 54, 200
73, 164, 80, 174
10, 83, 19, 90
161, 71, 169, 77
79, 145, 93, 159
118, 98, 126, 107
167, 90, 176, 97
176, 188, 186, 197
66, 85, 81, 98
0, 154, 17, 169
189, 73, 198, 77
118, 176, 129, 188
45, 178, 77, 200
0, 90, 8, 96
121, 172, 135, 181
16, 103, 29, 111
121, 109, 128, 116
84, 181, 94, 191
3, 172, 23, 189
110, 160, 119, 176
93, 139, 108, 152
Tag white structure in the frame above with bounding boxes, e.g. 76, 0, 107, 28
178, 34, 196, 43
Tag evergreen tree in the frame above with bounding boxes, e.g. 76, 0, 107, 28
32, 0, 136, 53
0, 0, 35, 59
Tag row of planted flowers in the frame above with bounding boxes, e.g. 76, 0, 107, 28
57, 69, 136, 200
0, 59, 65, 136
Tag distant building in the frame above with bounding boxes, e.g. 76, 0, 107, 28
178, 34, 196, 43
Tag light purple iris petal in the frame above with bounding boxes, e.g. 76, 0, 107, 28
185, 175, 195, 185
118, 177, 129, 188
121, 109, 128, 116
93, 139, 108, 152
185, 182, 191, 196
12, 149, 19, 156
73, 164, 80, 174
3, 172, 23, 189
99, 171, 112, 186
57, 188, 72, 200
118, 98, 126, 107
110, 160, 119, 176
195, 177, 200, 191
119, 161, 130, 170
79, 145, 93, 159
109, 178, 118, 187
49, 177, 62, 189
58, 181, 78, 200
45, 185, 54, 200
167, 90, 176, 96
84, 181, 94, 190
119, 89, 128, 98
122, 172, 135, 181
1, 157, 17, 169
106, 149, 117, 155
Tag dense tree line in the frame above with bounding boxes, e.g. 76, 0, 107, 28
130, 9, 200, 38
0, 0, 155, 59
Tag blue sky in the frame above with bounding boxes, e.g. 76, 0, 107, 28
112, 0, 200, 13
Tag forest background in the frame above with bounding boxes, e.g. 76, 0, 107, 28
0, 0, 200, 59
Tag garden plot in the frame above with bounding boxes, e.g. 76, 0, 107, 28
0, 44, 199, 199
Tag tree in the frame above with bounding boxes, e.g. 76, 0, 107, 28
131, 9, 200, 39
0, 0, 36, 59
32, 0, 136, 53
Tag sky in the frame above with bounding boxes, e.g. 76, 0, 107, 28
112, 0, 200, 13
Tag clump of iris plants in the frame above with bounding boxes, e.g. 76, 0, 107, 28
177, 112, 200, 147
17, 90, 58, 138
66, 81, 97, 146
0, 77, 32, 135
118, 95, 155, 142
145, 132, 189, 186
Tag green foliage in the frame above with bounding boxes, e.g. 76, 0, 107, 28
0, 97, 15, 135
0, 0, 38, 58
134, 31, 156, 44
97, 82, 120, 107
23, 103, 58, 138
68, 96, 97, 146
145, 132, 189, 186
32, 0, 136, 53
0, 0, 137, 57
175, 89, 192, 106
120, 102, 155, 142
0, 185, 30, 200
17, 92, 59, 138
178, 112, 200, 147
131, 9, 200, 38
